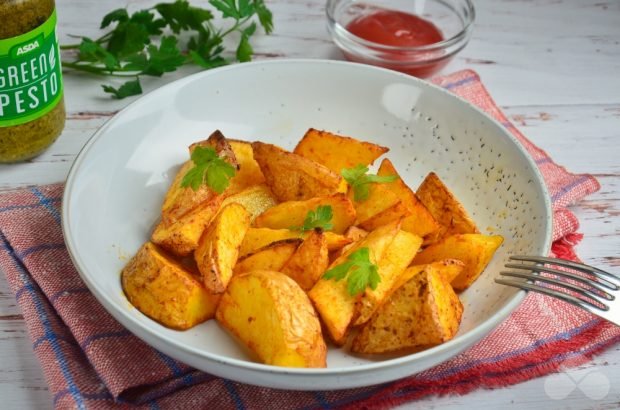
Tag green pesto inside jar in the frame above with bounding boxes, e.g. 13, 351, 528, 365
0, 0, 66, 163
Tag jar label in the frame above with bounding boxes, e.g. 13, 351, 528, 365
0, 10, 63, 127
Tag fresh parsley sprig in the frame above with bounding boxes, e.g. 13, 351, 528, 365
323, 247, 381, 296
291, 205, 334, 232
60, 0, 273, 99
341, 164, 397, 201
181, 146, 236, 193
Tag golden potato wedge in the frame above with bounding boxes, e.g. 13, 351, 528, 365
252, 141, 346, 202
357, 201, 410, 232
351, 263, 463, 354
308, 220, 401, 345
227, 139, 266, 194
353, 230, 422, 325
330, 226, 370, 262
195, 203, 252, 293
349, 183, 402, 225
254, 193, 356, 234
162, 130, 238, 224
281, 229, 329, 290
151, 195, 224, 256
412, 234, 504, 291
416, 172, 479, 244
233, 239, 302, 275
121, 242, 220, 330
220, 184, 278, 222
216, 270, 327, 367
293, 128, 388, 173
239, 227, 351, 257
377, 159, 440, 238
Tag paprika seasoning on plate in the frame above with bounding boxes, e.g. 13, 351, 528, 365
0, 0, 66, 163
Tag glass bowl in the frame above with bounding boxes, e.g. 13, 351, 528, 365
326, 0, 475, 77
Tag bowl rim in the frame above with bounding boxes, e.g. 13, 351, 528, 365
62, 59, 552, 379
326, 0, 476, 53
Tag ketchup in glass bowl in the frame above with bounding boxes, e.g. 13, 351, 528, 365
326, 0, 475, 77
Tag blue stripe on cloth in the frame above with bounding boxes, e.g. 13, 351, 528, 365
300, 385, 391, 410
31, 187, 61, 224
551, 175, 591, 203
149, 401, 161, 410
313, 392, 331, 409
0, 234, 86, 409
15, 243, 65, 260
223, 379, 245, 410
80, 330, 131, 350
0, 196, 62, 214
155, 350, 194, 386
53, 390, 113, 405
536, 157, 553, 166
134, 372, 215, 404
501, 121, 517, 130
33, 333, 79, 349
426, 318, 601, 381
443, 75, 476, 90
49, 287, 90, 304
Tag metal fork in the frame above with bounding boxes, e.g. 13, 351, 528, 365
495, 255, 620, 327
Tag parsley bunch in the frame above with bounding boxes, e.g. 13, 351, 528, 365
61, 0, 273, 99
181, 146, 237, 193
323, 247, 381, 296
291, 205, 334, 232
341, 164, 397, 201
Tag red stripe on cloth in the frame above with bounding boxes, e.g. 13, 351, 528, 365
0, 70, 616, 409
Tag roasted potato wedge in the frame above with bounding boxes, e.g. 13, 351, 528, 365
254, 193, 356, 234
151, 195, 224, 256
293, 128, 388, 173
195, 203, 251, 293
216, 270, 327, 367
416, 172, 479, 244
308, 220, 401, 345
377, 159, 440, 238
281, 229, 329, 290
352, 263, 463, 354
121, 242, 220, 330
353, 230, 422, 326
240, 227, 351, 257
162, 130, 237, 224
350, 183, 402, 225
252, 141, 346, 201
220, 184, 278, 222
227, 140, 266, 194
412, 233, 504, 291
233, 239, 302, 275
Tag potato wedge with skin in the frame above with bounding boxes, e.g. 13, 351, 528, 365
226, 140, 266, 194
349, 183, 402, 225
162, 130, 238, 224
254, 193, 356, 234
152, 195, 224, 256
377, 159, 440, 238
281, 230, 329, 290
233, 239, 302, 275
330, 226, 370, 262
352, 263, 463, 354
121, 242, 220, 330
252, 141, 346, 202
293, 128, 389, 173
357, 201, 409, 232
216, 270, 327, 367
353, 230, 422, 326
195, 203, 251, 293
220, 184, 278, 222
416, 172, 479, 244
402, 259, 465, 288
308, 220, 401, 345
239, 228, 351, 257
412, 234, 504, 291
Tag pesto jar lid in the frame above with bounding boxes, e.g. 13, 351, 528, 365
0, 0, 66, 163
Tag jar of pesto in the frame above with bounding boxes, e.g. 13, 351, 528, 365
0, 0, 65, 163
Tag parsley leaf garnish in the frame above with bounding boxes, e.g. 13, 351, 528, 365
180, 146, 236, 193
291, 205, 334, 232
341, 164, 398, 201
323, 247, 381, 296
61, 0, 274, 99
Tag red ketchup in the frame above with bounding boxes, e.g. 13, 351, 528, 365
344, 9, 446, 77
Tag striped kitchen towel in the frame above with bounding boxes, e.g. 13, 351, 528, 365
0, 70, 617, 409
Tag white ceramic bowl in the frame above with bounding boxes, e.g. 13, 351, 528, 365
62, 59, 551, 390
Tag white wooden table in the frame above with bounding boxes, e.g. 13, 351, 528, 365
1, 0, 618, 408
